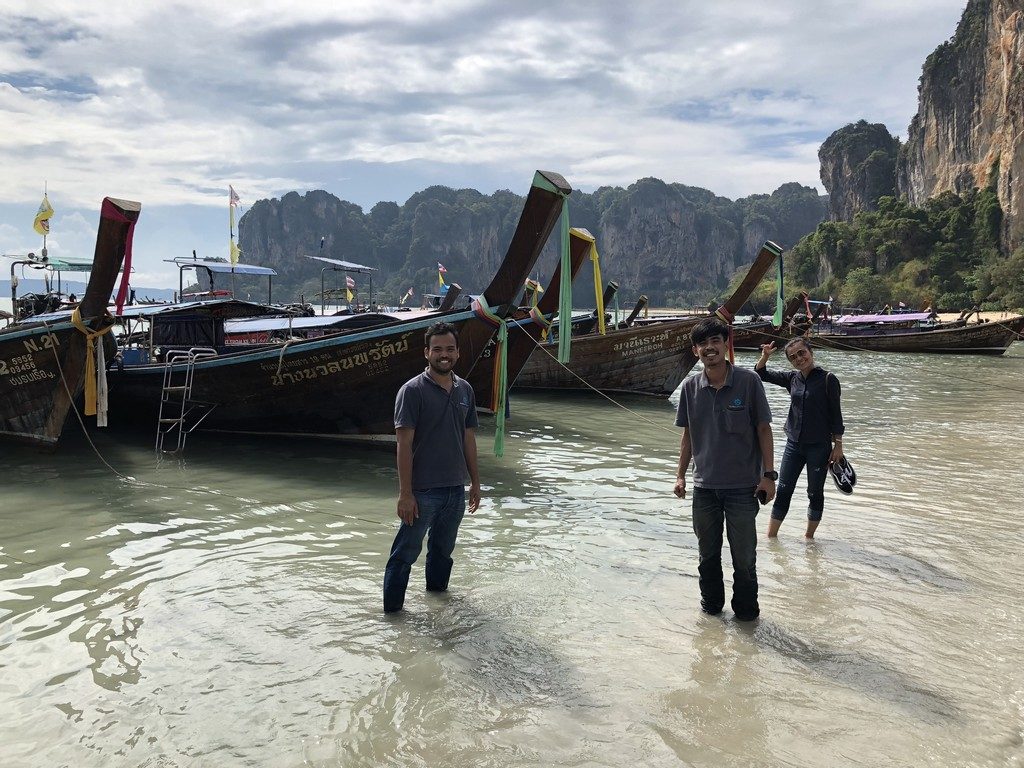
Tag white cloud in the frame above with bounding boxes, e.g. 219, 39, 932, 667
0, 0, 968, 279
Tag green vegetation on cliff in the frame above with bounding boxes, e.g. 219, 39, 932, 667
773, 186, 1024, 312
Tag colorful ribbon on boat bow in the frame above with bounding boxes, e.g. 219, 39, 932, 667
587, 235, 607, 336
102, 197, 138, 317
71, 307, 116, 418
528, 305, 553, 342
472, 295, 509, 457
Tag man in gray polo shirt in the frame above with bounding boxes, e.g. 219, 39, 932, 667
673, 317, 776, 621
383, 321, 481, 613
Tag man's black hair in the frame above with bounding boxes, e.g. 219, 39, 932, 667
690, 317, 731, 346
424, 321, 459, 348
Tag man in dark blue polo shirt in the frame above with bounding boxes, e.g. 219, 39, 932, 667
383, 321, 481, 613
673, 317, 776, 621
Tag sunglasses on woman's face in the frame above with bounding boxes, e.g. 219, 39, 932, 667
787, 349, 810, 362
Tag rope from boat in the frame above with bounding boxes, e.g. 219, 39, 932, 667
42, 319, 131, 480
274, 339, 297, 378
510, 322, 681, 436
528, 306, 553, 342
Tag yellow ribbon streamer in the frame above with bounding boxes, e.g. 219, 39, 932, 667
71, 307, 115, 416
590, 241, 606, 336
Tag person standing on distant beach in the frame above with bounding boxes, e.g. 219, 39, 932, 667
674, 317, 776, 621
755, 338, 845, 539
383, 321, 481, 613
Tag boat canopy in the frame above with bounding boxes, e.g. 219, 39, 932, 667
16, 256, 96, 272
834, 312, 933, 325
25, 298, 280, 323
171, 259, 277, 277
303, 255, 376, 272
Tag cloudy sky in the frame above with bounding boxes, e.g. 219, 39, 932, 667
1, 0, 967, 288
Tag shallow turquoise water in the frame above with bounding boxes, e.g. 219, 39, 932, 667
2, 344, 1023, 766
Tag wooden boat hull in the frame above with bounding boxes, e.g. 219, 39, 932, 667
730, 321, 792, 351
106, 171, 573, 440
0, 320, 97, 445
107, 311, 480, 435
0, 198, 140, 447
811, 316, 1024, 354
512, 241, 783, 396
514, 318, 699, 396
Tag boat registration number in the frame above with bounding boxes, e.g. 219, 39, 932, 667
0, 334, 60, 375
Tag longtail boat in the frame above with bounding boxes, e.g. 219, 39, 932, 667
729, 295, 812, 350
810, 314, 1024, 354
101, 171, 571, 441
514, 241, 783, 396
0, 197, 141, 447
468, 226, 593, 412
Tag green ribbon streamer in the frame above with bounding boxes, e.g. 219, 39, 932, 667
473, 294, 509, 457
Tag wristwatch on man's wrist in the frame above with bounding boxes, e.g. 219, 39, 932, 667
763, 470, 779, 481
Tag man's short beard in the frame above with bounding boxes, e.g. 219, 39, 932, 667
428, 360, 453, 375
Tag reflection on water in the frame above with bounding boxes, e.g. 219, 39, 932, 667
1, 346, 1023, 766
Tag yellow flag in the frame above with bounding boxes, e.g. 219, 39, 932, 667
230, 241, 241, 265
33, 194, 54, 235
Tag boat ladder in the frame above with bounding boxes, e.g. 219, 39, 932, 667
155, 347, 218, 455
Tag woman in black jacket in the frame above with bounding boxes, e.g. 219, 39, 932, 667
754, 337, 845, 539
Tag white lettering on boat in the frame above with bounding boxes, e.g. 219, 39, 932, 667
260, 335, 414, 387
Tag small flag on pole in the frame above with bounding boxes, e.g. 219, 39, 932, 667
438, 262, 447, 289
437, 262, 447, 273
228, 186, 241, 265
33, 194, 54, 236
345, 276, 355, 289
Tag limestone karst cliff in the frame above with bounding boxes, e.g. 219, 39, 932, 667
900, 0, 1024, 251
238, 180, 826, 308
819, 121, 900, 222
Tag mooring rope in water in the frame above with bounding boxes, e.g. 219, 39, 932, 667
37, 321, 402, 534
43, 319, 133, 481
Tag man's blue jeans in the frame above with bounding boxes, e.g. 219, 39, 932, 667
383, 485, 465, 613
772, 439, 830, 522
691, 487, 759, 619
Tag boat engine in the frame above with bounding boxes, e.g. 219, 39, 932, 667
15, 292, 62, 319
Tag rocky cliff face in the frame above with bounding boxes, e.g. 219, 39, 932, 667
900, 0, 1024, 251
238, 180, 826, 308
819, 121, 900, 221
